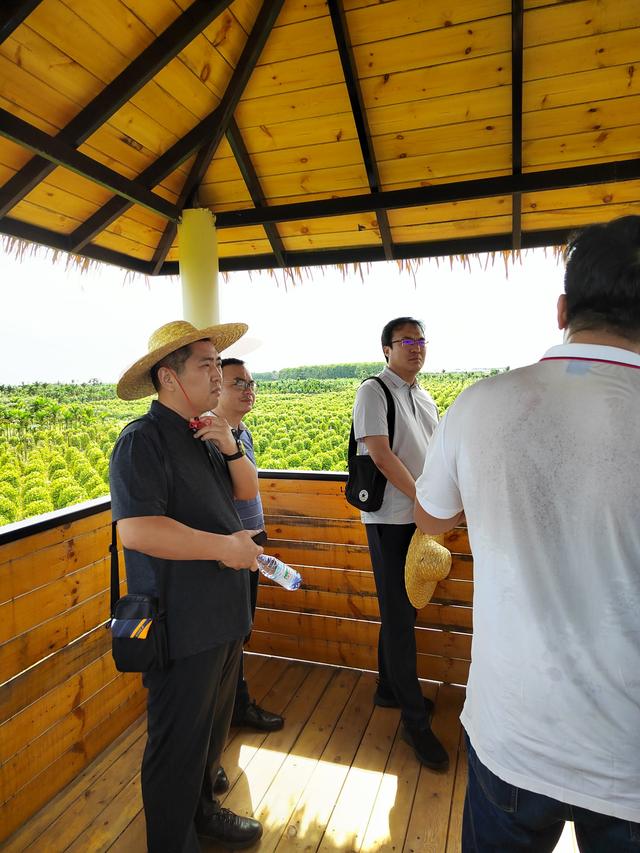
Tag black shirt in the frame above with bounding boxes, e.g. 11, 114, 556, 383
109, 400, 251, 659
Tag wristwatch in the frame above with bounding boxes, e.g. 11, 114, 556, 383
222, 439, 245, 461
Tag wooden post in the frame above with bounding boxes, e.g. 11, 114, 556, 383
178, 208, 219, 325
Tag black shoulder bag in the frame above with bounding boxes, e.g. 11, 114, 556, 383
109, 413, 170, 673
345, 376, 395, 512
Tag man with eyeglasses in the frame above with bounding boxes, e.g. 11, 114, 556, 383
210, 357, 284, 793
351, 317, 448, 771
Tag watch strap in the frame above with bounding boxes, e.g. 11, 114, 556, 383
223, 439, 245, 461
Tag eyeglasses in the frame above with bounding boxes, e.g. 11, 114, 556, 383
390, 338, 428, 348
225, 378, 257, 391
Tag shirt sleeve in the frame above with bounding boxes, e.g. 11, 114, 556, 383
415, 410, 463, 518
109, 425, 169, 521
352, 380, 389, 441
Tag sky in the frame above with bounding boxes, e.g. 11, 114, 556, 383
0, 245, 567, 384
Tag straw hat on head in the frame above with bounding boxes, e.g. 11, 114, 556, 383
116, 319, 248, 400
405, 530, 452, 609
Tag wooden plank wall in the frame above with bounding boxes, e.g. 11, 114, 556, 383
0, 475, 474, 844
251, 476, 473, 688
0, 510, 145, 845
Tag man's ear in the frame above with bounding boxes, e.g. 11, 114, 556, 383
557, 294, 568, 331
156, 366, 175, 391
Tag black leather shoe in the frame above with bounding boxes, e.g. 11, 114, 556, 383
232, 700, 284, 732
401, 723, 449, 772
373, 686, 434, 722
196, 807, 262, 848
213, 765, 229, 795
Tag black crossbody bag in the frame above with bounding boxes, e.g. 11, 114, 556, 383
345, 376, 395, 512
109, 413, 170, 673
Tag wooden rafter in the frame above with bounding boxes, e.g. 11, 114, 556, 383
511, 0, 524, 250
0, 0, 234, 219
0, 108, 179, 221
0, 0, 42, 44
76, 0, 285, 258
327, 0, 394, 261
224, 118, 286, 268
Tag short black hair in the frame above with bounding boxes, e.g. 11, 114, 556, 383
380, 316, 425, 362
150, 343, 193, 392
564, 215, 640, 339
220, 357, 245, 369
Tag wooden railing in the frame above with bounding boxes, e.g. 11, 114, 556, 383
253, 472, 472, 686
0, 472, 473, 844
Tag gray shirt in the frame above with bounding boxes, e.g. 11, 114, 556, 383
352, 366, 438, 524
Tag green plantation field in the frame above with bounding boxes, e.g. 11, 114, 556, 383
0, 370, 494, 526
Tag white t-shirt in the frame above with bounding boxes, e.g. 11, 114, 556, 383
415, 343, 640, 822
353, 367, 438, 524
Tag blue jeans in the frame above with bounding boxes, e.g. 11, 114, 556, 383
463, 734, 640, 852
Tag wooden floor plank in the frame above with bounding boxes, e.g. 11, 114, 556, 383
359, 683, 440, 852
317, 695, 402, 851
6, 665, 470, 853
65, 772, 143, 853
108, 810, 147, 852
219, 661, 311, 795
242, 668, 360, 852
402, 685, 466, 853
2, 717, 146, 853
445, 726, 467, 853
24, 728, 146, 853
220, 665, 335, 823
274, 672, 377, 853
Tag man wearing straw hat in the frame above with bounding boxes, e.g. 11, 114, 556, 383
110, 320, 264, 852
414, 216, 640, 851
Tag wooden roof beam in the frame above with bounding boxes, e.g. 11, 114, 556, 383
0, 215, 575, 277
511, 0, 524, 250
215, 158, 640, 228
0, 0, 234, 219
0, 0, 43, 44
328, 0, 394, 261
82, 0, 285, 260
223, 118, 286, 267
0, 108, 179, 221
159, 227, 575, 274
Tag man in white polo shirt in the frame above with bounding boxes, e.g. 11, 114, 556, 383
414, 216, 640, 850
352, 316, 448, 771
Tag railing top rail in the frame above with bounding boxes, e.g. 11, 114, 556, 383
0, 469, 349, 546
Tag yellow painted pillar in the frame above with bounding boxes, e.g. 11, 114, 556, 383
178, 208, 219, 325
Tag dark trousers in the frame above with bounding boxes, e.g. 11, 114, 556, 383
142, 639, 243, 853
365, 522, 427, 727
463, 734, 640, 852
234, 568, 259, 712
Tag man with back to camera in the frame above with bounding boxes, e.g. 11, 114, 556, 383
351, 316, 449, 771
414, 216, 640, 850
109, 320, 265, 852
210, 357, 284, 795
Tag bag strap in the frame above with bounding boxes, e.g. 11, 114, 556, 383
348, 375, 396, 459
110, 412, 173, 619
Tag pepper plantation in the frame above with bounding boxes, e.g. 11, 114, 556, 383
0, 369, 491, 527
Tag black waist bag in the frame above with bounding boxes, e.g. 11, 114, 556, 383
346, 376, 395, 512
110, 590, 169, 673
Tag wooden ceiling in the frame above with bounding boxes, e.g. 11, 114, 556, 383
0, 0, 639, 275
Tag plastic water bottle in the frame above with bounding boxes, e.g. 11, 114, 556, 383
258, 555, 302, 590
